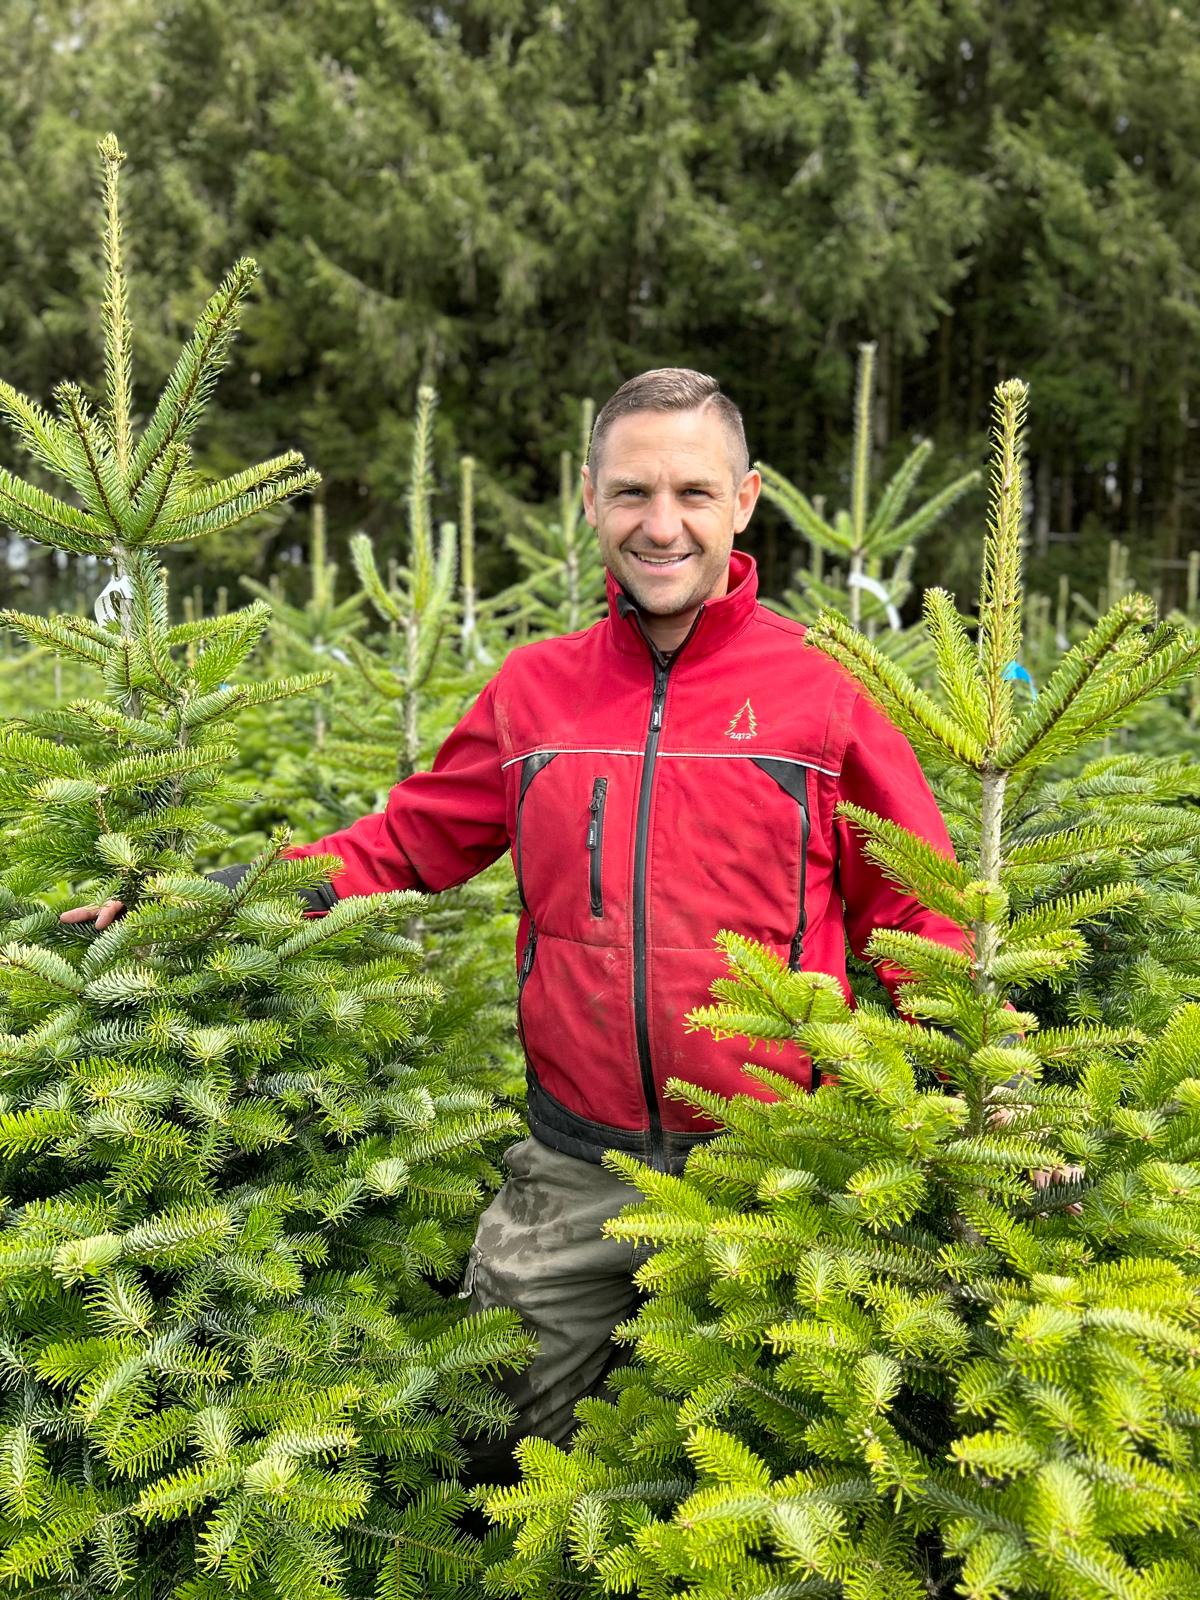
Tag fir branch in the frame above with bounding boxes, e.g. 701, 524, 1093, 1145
924, 587, 989, 751
126, 443, 189, 540
55, 381, 132, 528
866, 438, 932, 543
181, 451, 307, 521
135, 469, 321, 547
805, 612, 985, 768
978, 380, 1027, 753
350, 533, 404, 624
128, 258, 259, 496
757, 464, 849, 555
997, 595, 1156, 770
0, 468, 110, 555
98, 135, 134, 477
873, 470, 981, 559
0, 381, 75, 477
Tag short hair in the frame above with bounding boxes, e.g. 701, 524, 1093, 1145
587, 368, 750, 482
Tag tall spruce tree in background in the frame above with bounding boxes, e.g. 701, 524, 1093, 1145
479, 382, 1200, 1600
0, 137, 530, 1599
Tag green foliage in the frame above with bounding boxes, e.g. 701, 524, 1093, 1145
0, 137, 530, 1598
343, 386, 460, 782
762, 342, 980, 638
7, 5, 1200, 617
483, 400, 605, 641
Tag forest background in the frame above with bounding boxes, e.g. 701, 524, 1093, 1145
3, 0, 1200, 617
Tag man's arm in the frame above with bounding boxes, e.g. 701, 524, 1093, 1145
834, 689, 968, 1006
62, 675, 510, 926
279, 674, 510, 900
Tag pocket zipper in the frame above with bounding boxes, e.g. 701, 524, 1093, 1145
587, 777, 608, 918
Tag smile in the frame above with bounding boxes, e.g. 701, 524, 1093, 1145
630, 553, 691, 567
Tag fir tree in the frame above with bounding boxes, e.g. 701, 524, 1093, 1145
342, 385, 460, 784
0, 137, 530, 1599
485, 401, 604, 641
478, 381, 1200, 1600
760, 341, 979, 638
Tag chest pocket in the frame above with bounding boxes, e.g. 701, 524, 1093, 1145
752, 757, 810, 969
514, 753, 557, 986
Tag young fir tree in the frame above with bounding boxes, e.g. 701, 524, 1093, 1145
760, 342, 979, 643
343, 386, 460, 785
334, 389, 523, 1108
0, 137, 530, 1599
484, 400, 604, 641
478, 382, 1200, 1600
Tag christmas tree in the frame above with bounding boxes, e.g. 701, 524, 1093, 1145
760, 341, 979, 652
0, 137, 530, 1598
479, 382, 1200, 1600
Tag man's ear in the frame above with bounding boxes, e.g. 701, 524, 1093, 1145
581, 464, 598, 528
733, 467, 761, 535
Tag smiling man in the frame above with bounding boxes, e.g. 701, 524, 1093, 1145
63, 368, 965, 1480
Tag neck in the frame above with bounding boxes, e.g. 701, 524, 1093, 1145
639, 606, 701, 655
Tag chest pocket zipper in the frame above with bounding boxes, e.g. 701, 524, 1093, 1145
587, 777, 608, 918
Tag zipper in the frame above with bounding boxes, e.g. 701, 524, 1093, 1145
587, 777, 608, 918
628, 608, 704, 1170
519, 926, 538, 991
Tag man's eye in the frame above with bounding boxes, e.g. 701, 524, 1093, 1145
683, 488, 708, 498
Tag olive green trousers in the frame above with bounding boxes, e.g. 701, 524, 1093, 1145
458, 1135, 653, 1483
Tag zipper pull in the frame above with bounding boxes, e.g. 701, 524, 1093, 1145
587, 820, 598, 849
650, 696, 663, 732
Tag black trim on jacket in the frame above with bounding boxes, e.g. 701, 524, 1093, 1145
525, 1068, 720, 1175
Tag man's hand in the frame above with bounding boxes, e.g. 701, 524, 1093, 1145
60, 900, 126, 931
988, 1103, 1084, 1216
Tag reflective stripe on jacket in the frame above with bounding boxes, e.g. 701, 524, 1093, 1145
283, 551, 964, 1171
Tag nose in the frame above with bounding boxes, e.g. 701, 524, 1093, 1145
641, 491, 684, 543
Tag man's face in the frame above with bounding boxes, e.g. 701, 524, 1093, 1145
582, 407, 760, 631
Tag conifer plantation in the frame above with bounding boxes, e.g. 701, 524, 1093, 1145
0, 139, 530, 1598
2, 124, 1200, 1600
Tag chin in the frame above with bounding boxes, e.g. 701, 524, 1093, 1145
624, 582, 696, 618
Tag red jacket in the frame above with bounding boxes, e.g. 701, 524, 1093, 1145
283, 551, 962, 1171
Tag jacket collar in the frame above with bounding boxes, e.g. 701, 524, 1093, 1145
606, 549, 759, 662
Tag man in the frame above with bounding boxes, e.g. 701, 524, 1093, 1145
64, 369, 964, 1476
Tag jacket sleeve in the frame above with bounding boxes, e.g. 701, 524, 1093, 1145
280, 675, 510, 900
834, 689, 970, 1007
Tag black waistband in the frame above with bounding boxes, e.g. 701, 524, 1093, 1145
524, 1069, 721, 1175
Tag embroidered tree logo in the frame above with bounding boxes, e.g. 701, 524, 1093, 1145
724, 697, 758, 740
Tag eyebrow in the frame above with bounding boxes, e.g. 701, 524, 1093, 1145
603, 477, 724, 496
